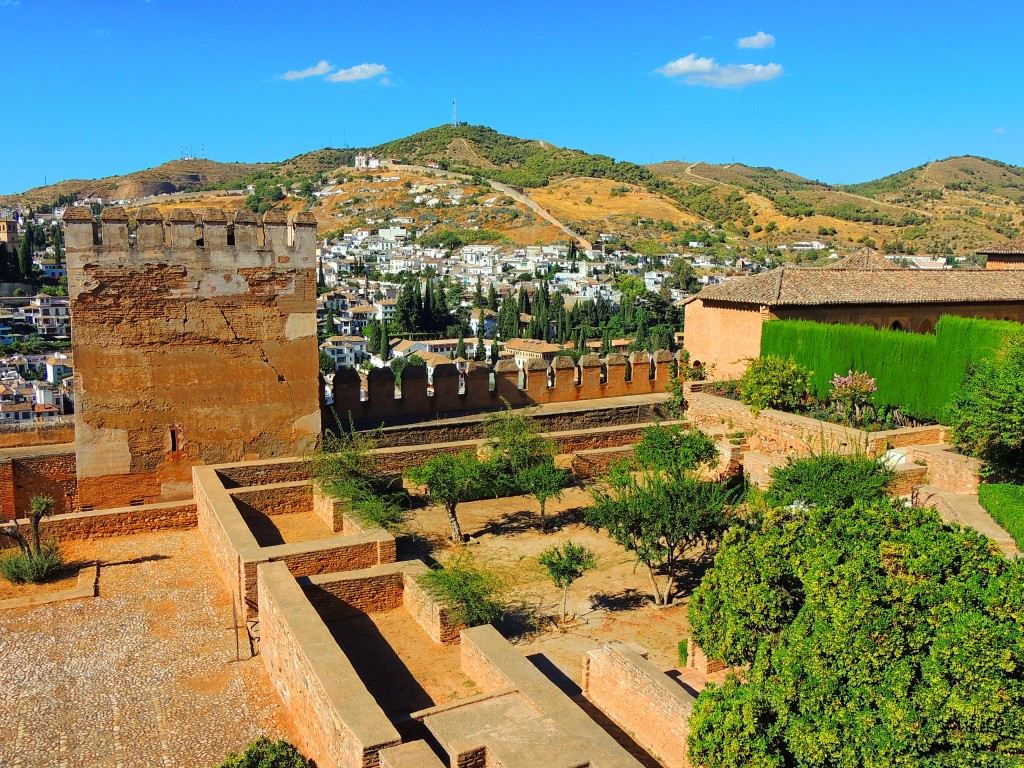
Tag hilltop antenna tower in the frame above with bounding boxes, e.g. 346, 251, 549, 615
452, 99, 459, 127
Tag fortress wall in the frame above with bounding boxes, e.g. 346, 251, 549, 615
334, 351, 678, 425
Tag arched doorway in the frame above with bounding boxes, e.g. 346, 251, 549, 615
918, 318, 935, 334
890, 320, 904, 331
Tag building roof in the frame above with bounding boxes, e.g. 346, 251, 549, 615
977, 238, 1024, 256
504, 338, 562, 354
696, 251, 1024, 307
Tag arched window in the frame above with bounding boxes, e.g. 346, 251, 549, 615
918, 318, 935, 334
890, 320, 904, 331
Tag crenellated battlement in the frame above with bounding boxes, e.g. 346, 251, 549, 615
63, 206, 317, 260
334, 349, 685, 425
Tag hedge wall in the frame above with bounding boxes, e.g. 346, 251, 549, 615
760, 316, 1018, 421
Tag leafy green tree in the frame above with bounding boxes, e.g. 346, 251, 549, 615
633, 423, 718, 479
521, 458, 571, 531
363, 317, 381, 355
766, 450, 894, 509
588, 466, 735, 606
406, 451, 484, 543
539, 541, 596, 622
947, 327, 1024, 480
318, 349, 335, 375
687, 499, 1024, 768
739, 355, 813, 414
482, 405, 554, 496
389, 353, 424, 387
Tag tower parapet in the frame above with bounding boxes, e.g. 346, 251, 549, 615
67, 207, 320, 510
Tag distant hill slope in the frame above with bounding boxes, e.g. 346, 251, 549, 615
3, 126, 1022, 258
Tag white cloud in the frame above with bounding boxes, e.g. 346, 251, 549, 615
0, 1, 21, 6
657, 54, 782, 87
994, 127, 1007, 134
280, 60, 335, 81
325, 63, 389, 83
738, 31, 775, 49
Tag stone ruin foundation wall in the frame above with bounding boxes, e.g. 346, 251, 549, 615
258, 561, 402, 768
64, 205, 321, 510
583, 642, 696, 768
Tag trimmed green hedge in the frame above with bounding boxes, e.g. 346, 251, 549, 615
978, 483, 1024, 548
760, 316, 1018, 421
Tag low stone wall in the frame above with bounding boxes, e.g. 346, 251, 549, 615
687, 639, 726, 675
378, 741, 445, 768
583, 642, 696, 768
0, 444, 78, 520
258, 562, 402, 768
302, 564, 405, 615
232, 481, 311, 517
367, 400, 670, 448
194, 464, 396, 619
687, 390, 944, 458
903, 444, 982, 494
215, 458, 308, 488
313, 481, 347, 532
0, 500, 197, 548
402, 567, 462, 644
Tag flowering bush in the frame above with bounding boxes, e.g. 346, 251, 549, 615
830, 370, 877, 423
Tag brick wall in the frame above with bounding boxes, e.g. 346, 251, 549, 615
302, 567, 405, 615
583, 643, 695, 768
12, 450, 78, 518
216, 459, 308, 488
687, 639, 726, 675
683, 299, 767, 380
402, 568, 463, 644
231, 481, 311, 517
460, 628, 516, 693
258, 562, 401, 768
0, 500, 197, 548
904, 444, 983, 493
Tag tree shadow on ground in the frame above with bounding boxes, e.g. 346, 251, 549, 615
589, 588, 649, 612
494, 600, 540, 641
101, 554, 171, 568
474, 505, 587, 538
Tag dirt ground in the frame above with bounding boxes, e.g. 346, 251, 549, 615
0, 531, 295, 768
400, 485, 704, 685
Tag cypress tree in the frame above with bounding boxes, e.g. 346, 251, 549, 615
487, 283, 498, 311
474, 321, 486, 361
0, 243, 10, 281
490, 339, 500, 365
324, 306, 335, 337
455, 333, 466, 360
18, 225, 33, 280
424, 280, 435, 332
379, 322, 391, 361
473, 276, 484, 308
52, 225, 64, 270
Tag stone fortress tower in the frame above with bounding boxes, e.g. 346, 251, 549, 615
64, 206, 321, 510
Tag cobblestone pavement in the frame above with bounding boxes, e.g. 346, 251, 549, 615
0, 530, 292, 768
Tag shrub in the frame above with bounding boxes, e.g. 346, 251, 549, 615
766, 450, 894, 509
0, 543, 63, 584
418, 551, 507, 627
538, 541, 596, 622
217, 738, 315, 768
739, 355, 813, 415
947, 327, 1024, 479
829, 369, 877, 422
978, 483, 1024, 547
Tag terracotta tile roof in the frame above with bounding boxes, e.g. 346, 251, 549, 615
504, 338, 562, 354
697, 253, 1024, 307
977, 238, 1024, 255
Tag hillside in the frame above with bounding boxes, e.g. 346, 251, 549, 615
3, 126, 1023, 258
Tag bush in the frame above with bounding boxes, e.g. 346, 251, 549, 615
0, 543, 64, 584
766, 450, 894, 509
217, 737, 315, 768
418, 551, 507, 627
739, 355, 813, 415
947, 327, 1024, 479
978, 483, 1024, 547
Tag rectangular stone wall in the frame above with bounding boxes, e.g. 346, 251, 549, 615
0, 500, 197, 548
66, 207, 321, 510
258, 562, 401, 768
216, 459, 308, 488
904, 444, 982, 493
12, 450, 78, 518
0, 423, 75, 449
683, 299, 767, 380
302, 567, 405, 615
231, 481, 311, 517
582, 643, 695, 768
402, 568, 463, 644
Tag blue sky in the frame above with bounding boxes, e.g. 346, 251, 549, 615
3, 0, 1023, 194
